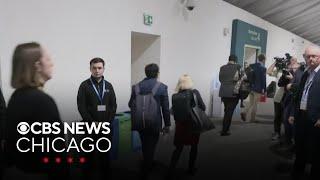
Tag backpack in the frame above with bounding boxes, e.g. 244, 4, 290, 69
171, 90, 193, 121
239, 80, 251, 99
131, 82, 161, 131
245, 64, 255, 85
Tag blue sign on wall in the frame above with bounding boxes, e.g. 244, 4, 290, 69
231, 19, 268, 66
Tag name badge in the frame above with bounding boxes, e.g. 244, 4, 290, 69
97, 105, 106, 112
300, 101, 307, 110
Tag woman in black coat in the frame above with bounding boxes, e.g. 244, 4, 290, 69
6, 42, 67, 179
168, 74, 206, 177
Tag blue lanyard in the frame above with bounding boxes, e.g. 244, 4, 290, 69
90, 78, 106, 104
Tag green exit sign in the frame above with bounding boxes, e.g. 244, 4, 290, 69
144, 14, 153, 26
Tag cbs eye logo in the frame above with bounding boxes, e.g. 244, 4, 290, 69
17, 122, 30, 135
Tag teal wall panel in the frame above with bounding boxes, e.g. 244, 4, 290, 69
231, 19, 268, 66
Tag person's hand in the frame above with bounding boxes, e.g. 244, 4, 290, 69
162, 126, 170, 134
288, 116, 295, 125
286, 83, 292, 90
286, 72, 293, 80
314, 119, 320, 128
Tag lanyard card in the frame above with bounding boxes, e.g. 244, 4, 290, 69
97, 105, 106, 112
300, 101, 307, 110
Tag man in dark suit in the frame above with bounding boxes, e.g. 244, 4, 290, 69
129, 63, 170, 179
77, 57, 117, 180
219, 55, 241, 136
288, 45, 320, 180
241, 54, 267, 122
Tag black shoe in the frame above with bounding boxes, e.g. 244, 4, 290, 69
220, 131, 231, 136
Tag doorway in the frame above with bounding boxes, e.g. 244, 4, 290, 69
131, 32, 161, 85
243, 45, 261, 67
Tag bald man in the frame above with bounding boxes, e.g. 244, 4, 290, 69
289, 45, 320, 180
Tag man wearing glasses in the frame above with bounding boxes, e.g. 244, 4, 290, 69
289, 45, 320, 180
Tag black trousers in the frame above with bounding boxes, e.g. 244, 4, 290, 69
221, 97, 239, 133
274, 102, 283, 134
283, 105, 294, 144
139, 129, 160, 175
293, 111, 320, 180
82, 133, 111, 180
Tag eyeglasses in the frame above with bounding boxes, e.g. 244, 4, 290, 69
303, 54, 319, 60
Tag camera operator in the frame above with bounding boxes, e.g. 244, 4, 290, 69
268, 54, 302, 142
267, 57, 287, 141
280, 58, 304, 148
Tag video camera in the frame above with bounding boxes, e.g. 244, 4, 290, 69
273, 53, 292, 70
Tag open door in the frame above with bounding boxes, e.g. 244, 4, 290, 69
131, 32, 161, 85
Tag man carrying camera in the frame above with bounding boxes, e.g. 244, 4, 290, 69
279, 57, 304, 147
267, 54, 301, 141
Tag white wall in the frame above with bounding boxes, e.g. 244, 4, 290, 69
0, 0, 314, 122
131, 32, 160, 85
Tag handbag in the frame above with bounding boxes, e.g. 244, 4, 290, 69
260, 94, 267, 102
266, 81, 277, 98
190, 92, 215, 133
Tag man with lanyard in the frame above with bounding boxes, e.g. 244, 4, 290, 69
288, 45, 320, 180
77, 57, 117, 180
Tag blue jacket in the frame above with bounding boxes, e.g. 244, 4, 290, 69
251, 62, 267, 93
128, 78, 171, 132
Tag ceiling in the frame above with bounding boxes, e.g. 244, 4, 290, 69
223, 0, 320, 45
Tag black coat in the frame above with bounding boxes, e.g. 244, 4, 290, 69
6, 87, 66, 173
77, 78, 117, 123
172, 89, 206, 145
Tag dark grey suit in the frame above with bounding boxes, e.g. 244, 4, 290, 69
291, 67, 320, 179
219, 63, 241, 98
219, 62, 241, 134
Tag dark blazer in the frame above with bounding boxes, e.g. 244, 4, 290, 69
128, 78, 171, 132
6, 87, 66, 173
219, 63, 241, 98
307, 70, 320, 123
77, 77, 117, 123
281, 69, 304, 110
251, 62, 266, 93
291, 69, 320, 123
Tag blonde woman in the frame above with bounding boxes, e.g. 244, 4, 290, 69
168, 74, 206, 177
6, 42, 67, 179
